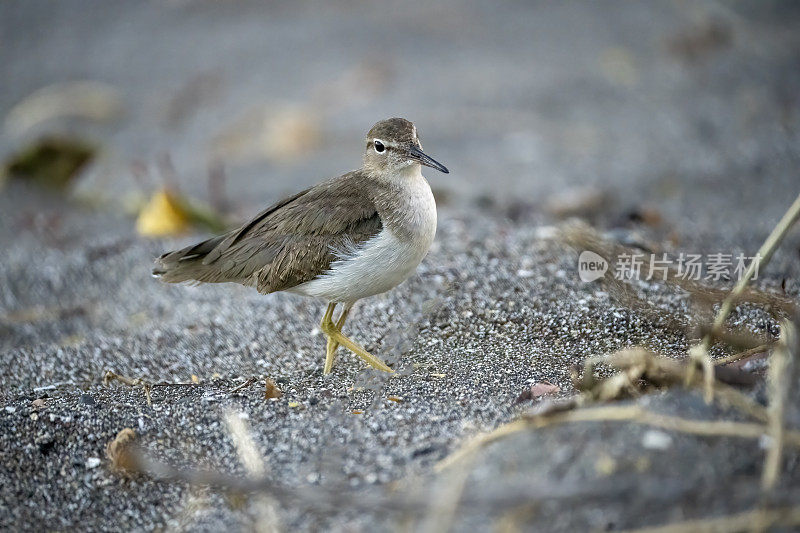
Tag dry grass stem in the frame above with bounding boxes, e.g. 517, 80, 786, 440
438, 404, 800, 474
703, 192, 800, 348
619, 506, 800, 533
229, 377, 259, 393
419, 455, 476, 533
224, 410, 282, 533
558, 221, 795, 318
103, 370, 201, 406
435, 420, 528, 473
695, 192, 800, 400
525, 406, 800, 445
103, 371, 153, 406
714, 343, 773, 366
761, 320, 796, 491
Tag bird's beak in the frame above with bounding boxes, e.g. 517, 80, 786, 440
406, 146, 449, 174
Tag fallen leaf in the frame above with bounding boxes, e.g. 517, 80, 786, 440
2, 137, 95, 189
136, 186, 229, 238
106, 428, 137, 473
136, 188, 191, 237
190, 375, 200, 384
264, 378, 282, 399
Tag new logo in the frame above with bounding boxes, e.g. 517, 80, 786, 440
578, 251, 608, 282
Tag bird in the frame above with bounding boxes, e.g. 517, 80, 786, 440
153, 117, 448, 374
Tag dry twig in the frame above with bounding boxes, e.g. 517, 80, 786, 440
102, 370, 200, 406
438, 404, 800, 474
224, 410, 282, 533
761, 319, 797, 491
694, 192, 800, 401
714, 343, 773, 367
619, 505, 800, 533
103, 371, 153, 406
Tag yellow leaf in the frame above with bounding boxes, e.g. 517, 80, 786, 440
136, 188, 190, 237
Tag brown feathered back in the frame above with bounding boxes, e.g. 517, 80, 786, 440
153, 171, 382, 294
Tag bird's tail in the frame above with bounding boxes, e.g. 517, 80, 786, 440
152, 233, 228, 284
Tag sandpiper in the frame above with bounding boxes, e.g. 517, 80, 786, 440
154, 118, 448, 374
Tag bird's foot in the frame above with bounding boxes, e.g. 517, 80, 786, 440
321, 303, 392, 374
324, 335, 339, 374
324, 305, 352, 373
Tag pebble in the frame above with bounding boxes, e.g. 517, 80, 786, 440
642, 430, 673, 450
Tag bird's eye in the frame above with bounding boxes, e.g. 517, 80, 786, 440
374, 140, 385, 153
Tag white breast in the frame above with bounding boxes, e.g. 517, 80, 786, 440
290, 168, 437, 304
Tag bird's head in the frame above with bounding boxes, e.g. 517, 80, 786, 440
363, 118, 449, 176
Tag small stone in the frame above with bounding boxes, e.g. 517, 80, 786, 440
641, 430, 673, 450
530, 382, 560, 397
32, 399, 46, 409
4, 406, 16, 414
86, 457, 101, 469
80, 394, 96, 405
38, 440, 55, 455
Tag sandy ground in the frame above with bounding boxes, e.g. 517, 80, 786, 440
2, 1, 800, 531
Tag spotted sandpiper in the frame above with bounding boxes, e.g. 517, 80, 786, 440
154, 118, 448, 374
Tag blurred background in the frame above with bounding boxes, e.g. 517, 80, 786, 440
2, 0, 799, 242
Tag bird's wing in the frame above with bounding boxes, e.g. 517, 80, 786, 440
154, 171, 382, 294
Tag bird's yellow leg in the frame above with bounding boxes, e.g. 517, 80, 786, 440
324, 303, 353, 373
320, 303, 393, 373
322, 303, 338, 374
